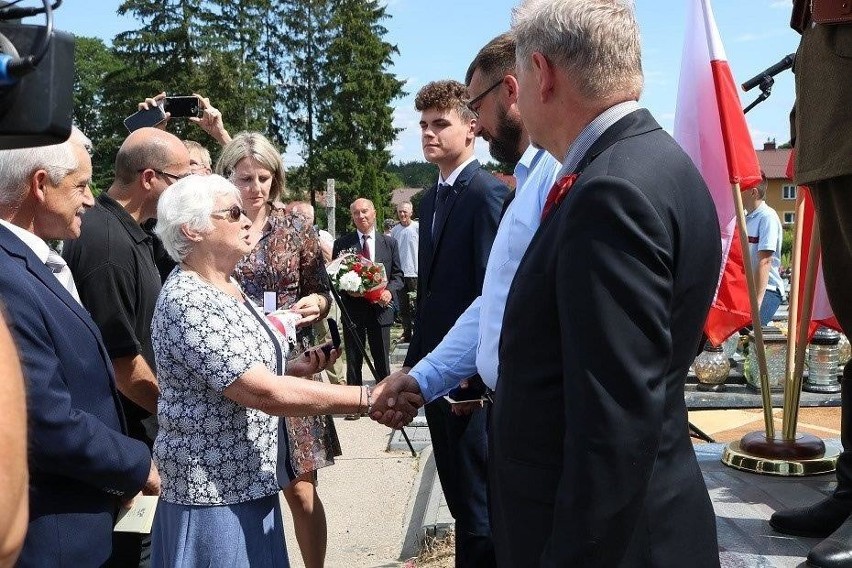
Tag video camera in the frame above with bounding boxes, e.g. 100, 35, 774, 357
0, 1, 74, 150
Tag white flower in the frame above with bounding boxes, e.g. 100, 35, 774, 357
338, 270, 363, 292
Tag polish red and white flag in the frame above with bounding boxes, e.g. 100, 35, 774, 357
674, 0, 763, 346
785, 152, 841, 339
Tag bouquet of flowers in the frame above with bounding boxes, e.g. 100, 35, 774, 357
327, 251, 388, 303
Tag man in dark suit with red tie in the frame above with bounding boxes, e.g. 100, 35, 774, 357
486, 1, 722, 566
402, 79, 508, 567
333, 198, 403, 398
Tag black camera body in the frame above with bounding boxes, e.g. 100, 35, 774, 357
0, 23, 75, 150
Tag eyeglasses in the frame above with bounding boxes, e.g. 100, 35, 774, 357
138, 168, 190, 183
465, 78, 503, 117
211, 204, 247, 222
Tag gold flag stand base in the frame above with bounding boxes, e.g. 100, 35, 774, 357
722, 432, 839, 476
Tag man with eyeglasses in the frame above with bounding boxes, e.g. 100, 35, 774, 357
374, 32, 560, 566
63, 126, 190, 568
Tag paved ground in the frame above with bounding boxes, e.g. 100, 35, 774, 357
278, 333, 846, 567
280, 412, 423, 568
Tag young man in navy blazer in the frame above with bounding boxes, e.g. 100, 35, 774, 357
402, 79, 509, 567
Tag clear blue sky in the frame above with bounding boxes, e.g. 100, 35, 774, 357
42, 0, 799, 167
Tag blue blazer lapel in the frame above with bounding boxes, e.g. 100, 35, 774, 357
431, 159, 480, 255
0, 226, 103, 340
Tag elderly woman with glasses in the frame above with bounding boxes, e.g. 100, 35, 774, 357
149, 175, 410, 567
215, 132, 339, 568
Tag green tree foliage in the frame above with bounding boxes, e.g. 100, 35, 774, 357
202, 0, 273, 136
70, 0, 405, 221
316, 0, 405, 232
277, 0, 333, 202
72, 37, 124, 189
387, 160, 437, 190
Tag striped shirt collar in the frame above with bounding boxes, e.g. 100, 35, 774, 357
560, 100, 641, 177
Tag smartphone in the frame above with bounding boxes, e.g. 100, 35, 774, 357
123, 105, 167, 133
443, 394, 489, 405
328, 318, 341, 350
320, 318, 342, 356
444, 378, 488, 404
164, 96, 202, 118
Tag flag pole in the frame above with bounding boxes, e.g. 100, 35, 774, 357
783, 216, 821, 440
723, 191, 831, 477
731, 181, 774, 437
781, 191, 806, 439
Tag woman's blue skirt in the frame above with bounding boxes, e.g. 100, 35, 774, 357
151, 494, 290, 567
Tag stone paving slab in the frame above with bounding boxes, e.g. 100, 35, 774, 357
401, 433, 843, 566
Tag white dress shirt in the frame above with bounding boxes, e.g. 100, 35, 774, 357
409, 146, 561, 401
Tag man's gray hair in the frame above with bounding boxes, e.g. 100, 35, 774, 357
155, 174, 241, 262
511, 0, 643, 100
0, 127, 91, 209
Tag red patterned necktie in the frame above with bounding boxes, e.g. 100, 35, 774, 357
540, 173, 578, 221
360, 234, 371, 260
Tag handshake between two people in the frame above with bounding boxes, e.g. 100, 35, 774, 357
370, 370, 485, 429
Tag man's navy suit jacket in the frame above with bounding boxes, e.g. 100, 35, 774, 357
403, 159, 508, 368
492, 110, 723, 567
0, 225, 151, 567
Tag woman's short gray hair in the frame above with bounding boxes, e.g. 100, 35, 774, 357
155, 174, 241, 262
0, 126, 91, 208
512, 0, 643, 101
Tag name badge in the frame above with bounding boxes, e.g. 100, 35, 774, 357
263, 291, 277, 314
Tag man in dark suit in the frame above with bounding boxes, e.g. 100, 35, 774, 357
769, 4, 852, 567
402, 79, 508, 567
484, 1, 723, 565
333, 198, 403, 398
0, 129, 158, 566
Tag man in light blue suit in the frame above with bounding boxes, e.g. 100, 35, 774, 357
0, 129, 158, 567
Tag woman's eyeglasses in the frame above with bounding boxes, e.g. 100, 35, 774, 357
211, 204, 247, 222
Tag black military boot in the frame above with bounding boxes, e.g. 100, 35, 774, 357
770, 497, 852, 538
772, 364, 852, 538
807, 514, 852, 567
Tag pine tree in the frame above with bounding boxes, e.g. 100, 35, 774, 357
277, 0, 334, 203
316, 0, 405, 231
201, 0, 272, 136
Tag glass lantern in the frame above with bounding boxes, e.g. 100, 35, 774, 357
745, 326, 786, 392
694, 343, 730, 391
805, 327, 841, 393
839, 334, 851, 372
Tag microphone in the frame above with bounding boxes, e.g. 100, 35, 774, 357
741, 53, 795, 92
